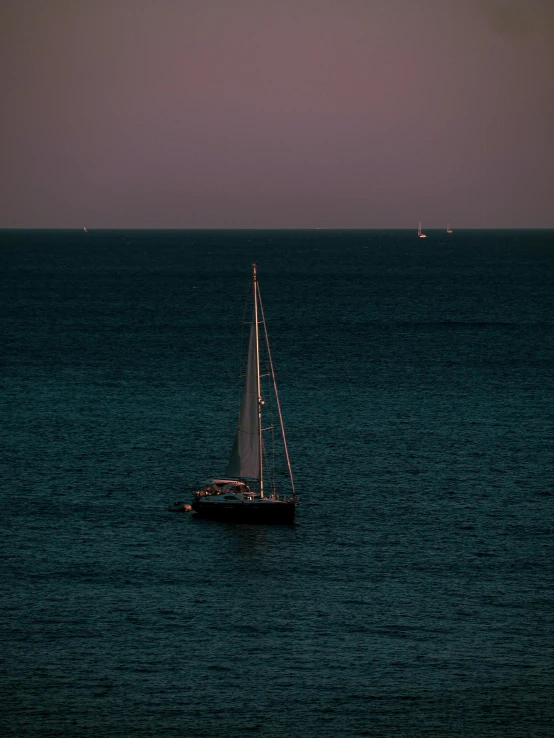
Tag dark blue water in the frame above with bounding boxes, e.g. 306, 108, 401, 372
1, 229, 553, 737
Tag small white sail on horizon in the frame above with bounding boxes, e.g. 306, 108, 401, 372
418, 221, 427, 238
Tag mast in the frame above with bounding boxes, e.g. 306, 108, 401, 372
252, 263, 264, 498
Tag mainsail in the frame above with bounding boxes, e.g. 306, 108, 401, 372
226, 322, 260, 479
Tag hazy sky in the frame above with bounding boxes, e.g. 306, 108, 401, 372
1, 0, 553, 228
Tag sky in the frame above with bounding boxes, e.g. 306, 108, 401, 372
1, 0, 553, 229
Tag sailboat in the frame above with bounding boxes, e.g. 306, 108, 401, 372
418, 221, 427, 238
189, 264, 298, 524
446, 224, 453, 234
83, 226, 88, 233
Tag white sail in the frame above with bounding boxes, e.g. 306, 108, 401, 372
226, 322, 260, 480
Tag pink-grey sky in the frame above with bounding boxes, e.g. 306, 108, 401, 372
1, 0, 553, 228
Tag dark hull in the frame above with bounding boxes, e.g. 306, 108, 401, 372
192, 500, 296, 525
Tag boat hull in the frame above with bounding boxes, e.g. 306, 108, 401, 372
192, 499, 297, 524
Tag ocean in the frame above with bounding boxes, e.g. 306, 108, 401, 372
1, 229, 553, 737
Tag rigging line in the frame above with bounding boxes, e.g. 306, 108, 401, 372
271, 405, 276, 497
257, 283, 296, 497
260, 434, 276, 498
261, 373, 276, 497
262, 356, 277, 497
253, 265, 263, 498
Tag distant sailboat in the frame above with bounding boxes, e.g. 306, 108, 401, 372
83, 226, 88, 233
418, 221, 427, 238
187, 263, 298, 524
446, 224, 453, 234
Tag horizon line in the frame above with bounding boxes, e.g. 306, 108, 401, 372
2, 226, 554, 232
